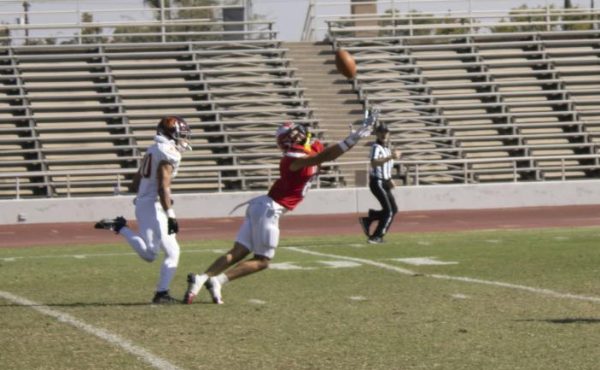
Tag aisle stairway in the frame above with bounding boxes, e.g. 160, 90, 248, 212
285, 41, 370, 186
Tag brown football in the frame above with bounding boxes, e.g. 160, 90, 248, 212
335, 49, 357, 79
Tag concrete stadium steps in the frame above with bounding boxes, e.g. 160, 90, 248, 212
285, 41, 368, 186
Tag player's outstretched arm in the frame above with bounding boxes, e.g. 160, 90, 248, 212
290, 124, 373, 171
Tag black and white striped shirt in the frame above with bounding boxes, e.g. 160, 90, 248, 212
369, 143, 393, 180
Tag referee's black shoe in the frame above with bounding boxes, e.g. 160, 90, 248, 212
358, 217, 372, 237
368, 236, 384, 244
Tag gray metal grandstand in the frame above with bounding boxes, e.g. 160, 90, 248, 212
2, 1, 600, 199
327, 10, 600, 185
0, 21, 319, 197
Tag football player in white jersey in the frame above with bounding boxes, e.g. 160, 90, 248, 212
95, 116, 192, 304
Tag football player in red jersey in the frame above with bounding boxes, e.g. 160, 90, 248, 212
183, 112, 377, 304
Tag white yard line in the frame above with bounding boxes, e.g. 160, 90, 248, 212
0, 291, 182, 370
287, 247, 600, 304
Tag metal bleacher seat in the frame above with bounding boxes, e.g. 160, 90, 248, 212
0, 29, 319, 197
327, 16, 600, 184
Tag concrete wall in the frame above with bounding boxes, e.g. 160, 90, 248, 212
1, 180, 600, 225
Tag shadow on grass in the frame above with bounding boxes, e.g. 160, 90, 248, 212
0, 298, 224, 307
518, 318, 600, 324
0, 302, 185, 307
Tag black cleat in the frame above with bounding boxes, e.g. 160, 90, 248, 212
94, 216, 127, 234
152, 290, 178, 304
358, 217, 371, 237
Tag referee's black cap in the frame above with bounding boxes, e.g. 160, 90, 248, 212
374, 124, 389, 133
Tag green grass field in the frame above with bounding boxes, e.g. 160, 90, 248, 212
1, 227, 599, 370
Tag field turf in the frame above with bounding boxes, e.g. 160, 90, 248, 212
0, 227, 599, 370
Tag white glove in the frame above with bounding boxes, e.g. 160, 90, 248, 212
361, 107, 380, 128
342, 124, 372, 149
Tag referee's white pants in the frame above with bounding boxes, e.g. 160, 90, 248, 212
119, 199, 180, 292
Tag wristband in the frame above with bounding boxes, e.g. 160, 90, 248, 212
338, 140, 350, 152
166, 208, 176, 218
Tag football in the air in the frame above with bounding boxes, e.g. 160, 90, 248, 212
335, 49, 357, 79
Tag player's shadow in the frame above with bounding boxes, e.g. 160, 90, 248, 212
0, 300, 220, 308
518, 318, 600, 324
0, 302, 167, 308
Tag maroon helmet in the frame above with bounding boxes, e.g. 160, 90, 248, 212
157, 116, 192, 152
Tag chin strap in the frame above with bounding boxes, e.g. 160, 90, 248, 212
303, 132, 312, 152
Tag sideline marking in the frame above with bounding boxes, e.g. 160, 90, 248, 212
288, 247, 600, 304
349, 296, 367, 301
0, 291, 181, 370
270, 262, 313, 270
318, 260, 362, 268
248, 299, 266, 305
393, 257, 458, 266
348, 243, 366, 248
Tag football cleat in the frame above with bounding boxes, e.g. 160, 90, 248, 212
358, 217, 372, 237
204, 277, 224, 305
183, 273, 207, 304
152, 290, 178, 304
94, 216, 127, 234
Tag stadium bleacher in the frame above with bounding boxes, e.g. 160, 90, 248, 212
2, 4, 600, 198
329, 22, 600, 184
0, 32, 320, 197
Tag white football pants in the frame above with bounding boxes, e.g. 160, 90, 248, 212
119, 199, 180, 293
236, 195, 285, 259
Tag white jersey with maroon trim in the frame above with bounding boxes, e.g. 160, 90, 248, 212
136, 135, 182, 202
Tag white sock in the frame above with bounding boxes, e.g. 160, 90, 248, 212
157, 263, 176, 293
215, 273, 229, 286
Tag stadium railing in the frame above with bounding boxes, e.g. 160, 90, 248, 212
3, 153, 600, 199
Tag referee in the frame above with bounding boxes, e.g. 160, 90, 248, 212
359, 124, 400, 244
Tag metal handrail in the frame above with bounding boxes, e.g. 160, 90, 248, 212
2, 154, 600, 199
301, 0, 316, 41
0, 1, 274, 45
302, 0, 600, 42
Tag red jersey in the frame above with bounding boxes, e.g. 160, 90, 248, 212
268, 153, 317, 210
268, 140, 324, 210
